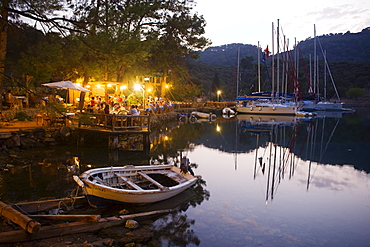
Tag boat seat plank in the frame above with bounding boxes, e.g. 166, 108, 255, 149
94, 176, 109, 186
166, 172, 188, 183
114, 173, 143, 190
137, 172, 167, 190
140, 170, 187, 183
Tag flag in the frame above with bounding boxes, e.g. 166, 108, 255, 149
264, 45, 270, 59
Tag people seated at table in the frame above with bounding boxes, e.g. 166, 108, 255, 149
110, 103, 121, 114
128, 105, 140, 115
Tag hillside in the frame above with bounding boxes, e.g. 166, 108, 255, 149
189, 27, 370, 100
197, 27, 370, 66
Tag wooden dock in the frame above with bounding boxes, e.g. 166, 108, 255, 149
78, 113, 150, 133
77, 113, 150, 150
0, 199, 172, 244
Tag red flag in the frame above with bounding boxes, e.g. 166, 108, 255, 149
264, 46, 269, 58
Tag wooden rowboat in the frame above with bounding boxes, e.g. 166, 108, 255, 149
73, 165, 199, 204
191, 111, 217, 119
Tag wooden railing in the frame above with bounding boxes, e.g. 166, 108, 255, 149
78, 113, 150, 132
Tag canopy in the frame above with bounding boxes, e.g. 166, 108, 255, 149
42, 81, 91, 92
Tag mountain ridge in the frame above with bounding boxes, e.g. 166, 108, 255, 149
197, 27, 370, 66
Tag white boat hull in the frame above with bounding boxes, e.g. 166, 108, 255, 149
191, 111, 217, 119
236, 104, 297, 115
299, 101, 343, 111
74, 165, 198, 204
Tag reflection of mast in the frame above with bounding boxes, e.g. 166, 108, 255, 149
253, 135, 259, 178
234, 120, 238, 170
306, 116, 340, 190
262, 120, 302, 204
266, 140, 273, 204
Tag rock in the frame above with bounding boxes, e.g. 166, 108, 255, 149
60, 126, 71, 136
20, 137, 37, 148
119, 209, 129, 215
44, 137, 56, 142
102, 238, 115, 246
82, 242, 94, 247
125, 232, 135, 238
125, 220, 139, 230
131, 228, 154, 243
4, 138, 15, 148
12, 135, 21, 146
124, 242, 136, 247
117, 236, 134, 245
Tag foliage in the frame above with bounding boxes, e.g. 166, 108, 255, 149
2, 0, 210, 102
296, 28, 370, 63
14, 111, 32, 121
39, 102, 67, 117
345, 88, 365, 99
190, 29, 370, 99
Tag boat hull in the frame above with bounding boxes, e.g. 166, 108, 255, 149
299, 101, 343, 111
236, 104, 297, 115
191, 111, 217, 119
74, 165, 198, 204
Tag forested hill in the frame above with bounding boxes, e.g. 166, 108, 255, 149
197, 27, 370, 65
196, 43, 258, 66
297, 27, 370, 63
190, 27, 370, 100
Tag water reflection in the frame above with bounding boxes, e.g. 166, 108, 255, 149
1, 109, 369, 246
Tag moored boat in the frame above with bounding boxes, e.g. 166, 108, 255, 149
191, 111, 217, 120
73, 164, 199, 204
235, 100, 297, 115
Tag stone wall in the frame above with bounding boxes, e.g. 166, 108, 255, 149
0, 112, 181, 151
0, 126, 77, 151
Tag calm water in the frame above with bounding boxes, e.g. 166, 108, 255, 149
1, 108, 369, 246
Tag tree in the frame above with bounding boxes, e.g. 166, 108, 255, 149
0, 0, 69, 106
345, 88, 364, 99
1, 0, 210, 107
68, 0, 210, 83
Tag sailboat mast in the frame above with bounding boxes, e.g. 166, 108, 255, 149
236, 47, 240, 98
272, 22, 275, 101
277, 19, 280, 101
314, 24, 317, 97
324, 50, 327, 102
258, 41, 261, 92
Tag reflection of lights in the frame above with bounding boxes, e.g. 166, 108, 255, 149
216, 124, 221, 132
87, 164, 92, 168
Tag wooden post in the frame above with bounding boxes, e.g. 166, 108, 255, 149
108, 136, 119, 150
0, 201, 41, 234
28, 214, 101, 223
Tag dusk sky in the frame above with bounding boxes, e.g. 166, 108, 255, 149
193, 0, 370, 49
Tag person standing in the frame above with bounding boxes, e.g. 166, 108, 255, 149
4, 90, 14, 108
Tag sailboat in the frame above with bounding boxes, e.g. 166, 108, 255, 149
299, 25, 353, 112
236, 20, 298, 116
